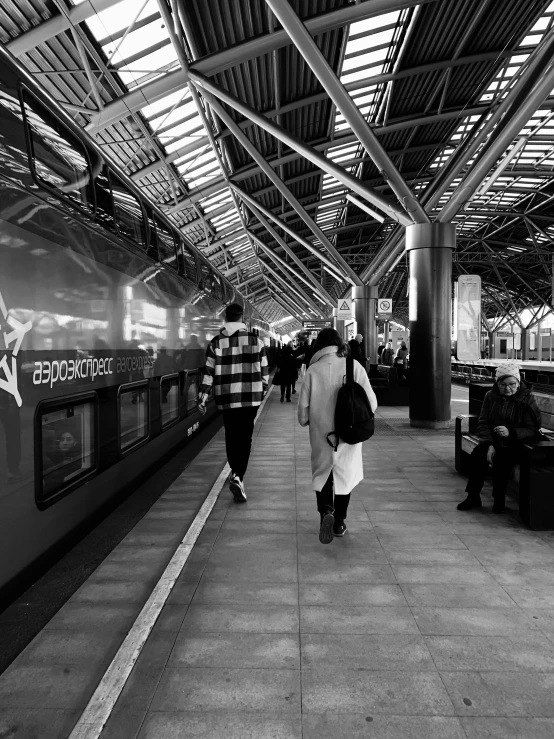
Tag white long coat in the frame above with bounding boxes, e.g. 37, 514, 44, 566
298, 346, 378, 496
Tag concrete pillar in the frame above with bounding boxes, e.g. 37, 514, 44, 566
332, 308, 345, 341
384, 321, 390, 344
406, 223, 455, 429
521, 329, 529, 361
352, 285, 378, 366
488, 331, 495, 359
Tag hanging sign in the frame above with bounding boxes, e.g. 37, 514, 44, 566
377, 298, 393, 315
337, 298, 352, 320
456, 275, 481, 361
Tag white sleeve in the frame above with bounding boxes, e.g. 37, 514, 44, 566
354, 361, 378, 413
297, 369, 311, 426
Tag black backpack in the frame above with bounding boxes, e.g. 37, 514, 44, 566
327, 355, 374, 451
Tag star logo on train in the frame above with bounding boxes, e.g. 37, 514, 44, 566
0, 288, 32, 407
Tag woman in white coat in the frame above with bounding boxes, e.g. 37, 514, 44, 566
298, 329, 377, 543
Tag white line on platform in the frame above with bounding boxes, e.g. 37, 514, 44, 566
68, 385, 275, 739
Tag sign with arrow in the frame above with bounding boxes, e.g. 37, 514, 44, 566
337, 298, 352, 320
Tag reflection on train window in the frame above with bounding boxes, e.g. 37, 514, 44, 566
22, 91, 93, 210
199, 260, 213, 293
212, 273, 223, 301
110, 173, 147, 248
155, 217, 178, 269
40, 398, 96, 502
160, 375, 179, 427
119, 383, 148, 452
187, 373, 199, 413
180, 239, 198, 283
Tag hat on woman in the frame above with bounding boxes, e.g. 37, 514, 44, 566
495, 363, 520, 382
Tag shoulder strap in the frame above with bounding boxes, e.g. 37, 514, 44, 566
346, 354, 354, 383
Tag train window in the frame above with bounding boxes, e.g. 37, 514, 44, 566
199, 260, 213, 293
37, 395, 97, 506
94, 166, 116, 232
160, 374, 179, 427
186, 372, 199, 413
110, 173, 147, 248
212, 273, 223, 301
154, 216, 178, 269
118, 382, 149, 452
180, 238, 198, 283
22, 90, 94, 211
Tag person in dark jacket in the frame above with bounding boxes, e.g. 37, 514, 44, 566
457, 363, 541, 514
381, 340, 394, 366
348, 333, 366, 368
278, 343, 298, 402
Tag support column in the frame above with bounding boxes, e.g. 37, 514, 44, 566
384, 321, 390, 344
521, 329, 530, 361
353, 285, 378, 367
488, 331, 495, 359
406, 223, 456, 429
332, 308, 345, 341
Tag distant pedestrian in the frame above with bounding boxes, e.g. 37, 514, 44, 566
278, 343, 298, 403
298, 328, 377, 543
377, 342, 385, 362
381, 340, 394, 366
394, 341, 409, 381
198, 303, 268, 502
348, 333, 366, 368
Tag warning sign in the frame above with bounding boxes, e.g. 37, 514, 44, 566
337, 298, 352, 320
377, 298, 393, 314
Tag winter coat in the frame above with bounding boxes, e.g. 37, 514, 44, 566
477, 380, 541, 447
381, 346, 394, 366
394, 346, 409, 367
277, 346, 298, 384
298, 346, 378, 496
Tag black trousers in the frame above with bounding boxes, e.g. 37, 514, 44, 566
280, 382, 292, 400
466, 442, 519, 499
316, 472, 350, 521
221, 406, 258, 481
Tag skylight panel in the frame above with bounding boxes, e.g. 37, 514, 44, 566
102, 22, 168, 66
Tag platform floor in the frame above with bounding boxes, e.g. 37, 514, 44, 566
1, 384, 554, 739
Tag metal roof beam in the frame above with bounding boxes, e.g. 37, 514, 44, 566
7, 0, 128, 57
265, 0, 430, 227
200, 88, 362, 286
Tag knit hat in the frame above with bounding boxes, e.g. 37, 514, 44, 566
495, 363, 520, 382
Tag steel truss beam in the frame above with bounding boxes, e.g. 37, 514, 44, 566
265, 0, 429, 226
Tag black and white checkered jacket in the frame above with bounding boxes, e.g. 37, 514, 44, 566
198, 326, 269, 409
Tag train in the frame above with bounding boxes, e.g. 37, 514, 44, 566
0, 46, 281, 599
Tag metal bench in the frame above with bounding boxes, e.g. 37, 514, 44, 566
455, 384, 554, 529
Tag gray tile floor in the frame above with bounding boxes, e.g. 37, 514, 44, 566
1, 383, 554, 739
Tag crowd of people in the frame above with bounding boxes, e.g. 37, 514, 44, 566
196, 305, 539, 544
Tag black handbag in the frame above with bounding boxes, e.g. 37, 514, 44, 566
272, 369, 282, 385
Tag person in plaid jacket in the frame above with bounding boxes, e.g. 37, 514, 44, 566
198, 303, 268, 502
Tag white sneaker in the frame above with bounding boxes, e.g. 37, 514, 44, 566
229, 474, 247, 503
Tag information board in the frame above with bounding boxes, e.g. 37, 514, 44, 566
456, 275, 481, 361
337, 298, 352, 320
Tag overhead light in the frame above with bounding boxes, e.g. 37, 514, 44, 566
323, 265, 344, 283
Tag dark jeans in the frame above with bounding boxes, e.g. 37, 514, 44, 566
316, 472, 350, 522
280, 382, 291, 400
466, 442, 519, 499
0, 402, 21, 475
221, 406, 258, 481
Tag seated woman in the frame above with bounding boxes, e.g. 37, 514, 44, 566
457, 363, 541, 514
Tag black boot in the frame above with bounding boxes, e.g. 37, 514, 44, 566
333, 494, 350, 536
315, 490, 334, 544
457, 493, 482, 511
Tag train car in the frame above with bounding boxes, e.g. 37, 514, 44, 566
0, 47, 275, 598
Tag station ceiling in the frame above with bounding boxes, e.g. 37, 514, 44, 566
2, 0, 554, 336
